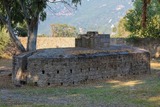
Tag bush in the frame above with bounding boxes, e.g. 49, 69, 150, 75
51, 24, 78, 37
125, 34, 141, 43
16, 27, 27, 37
0, 29, 10, 57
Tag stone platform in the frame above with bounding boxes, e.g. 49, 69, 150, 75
12, 45, 150, 87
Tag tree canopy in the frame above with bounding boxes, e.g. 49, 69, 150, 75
51, 24, 77, 37
115, 0, 160, 38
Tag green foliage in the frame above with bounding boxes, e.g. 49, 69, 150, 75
0, 29, 10, 56
0, 0, 81, 52
123, 0, 160, 38
20, 0, 48, 21
0, 0, 24, 27
51, 24, 78, 37
72, 0, 81, 4
16, 27, 27, 37
15, 22, 28, 37
125, 34, 141, 43
112, 18, 131, 38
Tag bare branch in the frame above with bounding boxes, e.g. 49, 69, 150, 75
47, 0, 78, 16
48, 0, 74, 7
47, 4, 57, 16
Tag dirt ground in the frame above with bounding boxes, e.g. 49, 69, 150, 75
0, 59, 13, 89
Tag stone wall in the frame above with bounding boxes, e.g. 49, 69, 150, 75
13, 35, 152, 87
28, 52, 150, 87
13, 47, 150, 87
110, 38, 160, 58
75, 31, 110, 48
19, 37, 160, 57
12, 51, 34, 85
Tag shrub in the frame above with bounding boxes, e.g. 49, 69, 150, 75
16, 27, 27, 37
125, 34, 141, 43
51, 24, 78, 37
0, 29, 10, 57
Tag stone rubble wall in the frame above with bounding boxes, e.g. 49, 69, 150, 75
12, 34, 152, 87
19, 37, 160, 58
76, 31, 110, 48
12, 51, 35, 85
110, 38, 160, 58
26, 51, 150, 87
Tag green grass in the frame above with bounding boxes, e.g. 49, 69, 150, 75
0, 60, 160, 107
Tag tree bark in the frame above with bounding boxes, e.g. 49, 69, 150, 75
0, 15, 26, 53
6, 22, 26, 53
142, 0, 147, 28
27, 18, 38, 51
0, 0, 26, 53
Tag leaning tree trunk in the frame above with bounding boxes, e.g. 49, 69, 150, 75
0, 0, 26, 53
27, 18, 38, 51
6, 20, 26, 52
142, 0, 148, 28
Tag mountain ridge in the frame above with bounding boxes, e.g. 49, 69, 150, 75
39, 0, 133, 35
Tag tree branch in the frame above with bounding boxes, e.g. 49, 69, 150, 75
1, 0, 26, 52
0, 13, 7, 24
47, 0, 78, 16
46, 4, 57, 16
48, 0, 74, 7
2, 0, 11, 22
19, 0, 30, 23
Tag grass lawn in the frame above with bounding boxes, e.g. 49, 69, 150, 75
0, 59, 160, 107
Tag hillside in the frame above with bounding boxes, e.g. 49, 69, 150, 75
39, 0, 133, 35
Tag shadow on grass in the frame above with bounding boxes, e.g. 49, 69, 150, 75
1, 73, 159, 107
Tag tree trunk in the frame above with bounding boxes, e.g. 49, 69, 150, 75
142, 0, 147, 28
27, 18, 38, 51
0, 0, 26, 53
6, 21, 26, 53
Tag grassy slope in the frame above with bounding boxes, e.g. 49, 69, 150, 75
0, 59, 160, 107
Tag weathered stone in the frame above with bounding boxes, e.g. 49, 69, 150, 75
12, 51, 35, 85
13, 47, 150, 87
110, 38, 160, 58
12, 32, 150, 87
76, 31, 110, 48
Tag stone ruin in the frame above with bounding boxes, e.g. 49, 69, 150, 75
75, 31, 110, 48
12, 31, 150, 87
